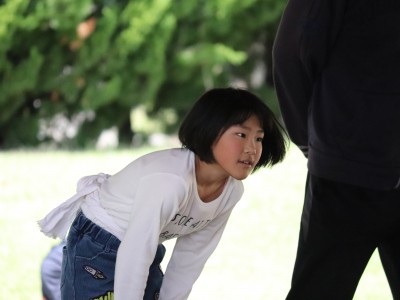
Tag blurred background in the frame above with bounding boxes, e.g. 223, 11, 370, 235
0, 0, 392, 299
0, 0, 284, 150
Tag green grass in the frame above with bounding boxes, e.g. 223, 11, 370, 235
0, 146, 392, 299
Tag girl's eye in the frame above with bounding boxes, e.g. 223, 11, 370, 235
256, 137, 264, 142
236, 133, 246, 138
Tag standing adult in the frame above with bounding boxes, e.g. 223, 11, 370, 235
273, 0, 400, 299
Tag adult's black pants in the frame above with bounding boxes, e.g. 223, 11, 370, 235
286, 173, 400, 300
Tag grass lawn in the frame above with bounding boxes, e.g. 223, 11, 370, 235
0, 145, 392, 299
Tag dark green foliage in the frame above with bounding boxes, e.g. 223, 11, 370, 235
0, 0, 285, 148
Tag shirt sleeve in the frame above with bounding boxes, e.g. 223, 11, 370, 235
159, 207, 234, 300
272, 0, 347, 154
113, 174, 187, 300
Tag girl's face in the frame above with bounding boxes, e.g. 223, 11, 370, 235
211, 115, 264, 180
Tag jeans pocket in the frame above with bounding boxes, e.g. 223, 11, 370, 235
72, 234, 117, 299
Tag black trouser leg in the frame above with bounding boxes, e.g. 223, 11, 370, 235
379, 239, 400, 300
286, 174, 400, 300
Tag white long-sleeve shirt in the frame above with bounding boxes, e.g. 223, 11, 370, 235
39, 148, 244, 299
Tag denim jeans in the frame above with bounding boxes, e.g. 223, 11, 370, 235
61, 212, 165, 300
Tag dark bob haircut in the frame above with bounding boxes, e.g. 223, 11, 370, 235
179, 87, 287, 171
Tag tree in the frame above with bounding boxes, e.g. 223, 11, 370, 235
0, 0, 286, 148
154, 0, 286, 122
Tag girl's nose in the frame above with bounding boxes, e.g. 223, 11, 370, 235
245, 140, 256, 154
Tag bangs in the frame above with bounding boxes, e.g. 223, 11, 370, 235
220, 109, 264, 134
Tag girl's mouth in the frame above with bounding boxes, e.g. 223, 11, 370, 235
239, 160, 254, 167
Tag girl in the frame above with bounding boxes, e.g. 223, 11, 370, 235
39, 87, 287, 300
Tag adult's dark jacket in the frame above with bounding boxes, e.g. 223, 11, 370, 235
273, 0, 400, 190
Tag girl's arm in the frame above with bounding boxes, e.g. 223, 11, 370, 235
159, 207, 234, 300
114, 174, 187, 300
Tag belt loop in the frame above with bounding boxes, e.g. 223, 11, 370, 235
105, 235, 120, 252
